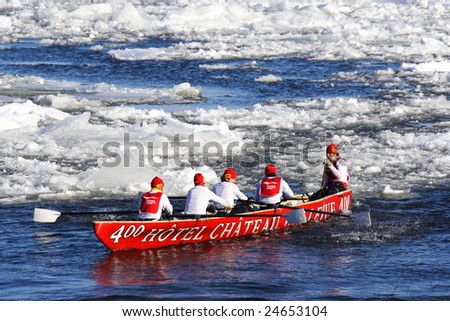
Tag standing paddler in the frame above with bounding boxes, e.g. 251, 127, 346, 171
310, 143, 350, 200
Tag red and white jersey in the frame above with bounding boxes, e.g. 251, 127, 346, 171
184, 185, 230, 215
255, 176, 295, 204
212, 181, 248, 208
138, 191, 173, 220
323, 158, 349, 189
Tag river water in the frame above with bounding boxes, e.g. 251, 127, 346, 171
0, 1, 449, 305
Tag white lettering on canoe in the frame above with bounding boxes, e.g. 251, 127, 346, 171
157, 226, 176, 242
210, 223, 224, 240
252, 219, 263, 233
170, 227, 189, 241
193, 226, 207, 241
142, 228, 166, 242
244, 220, 254, 234
108, 216, 285, 245
273, 216, 282, 228
110, 224, 146, 243
221, 222, 237, 238
232, 220, 243, 237
181, 226, 201, 241
339, 195, 351, 210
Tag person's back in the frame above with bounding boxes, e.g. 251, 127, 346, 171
212, 168, 248, 208
138, 176, 173, 220
184, 173, 230, 215
255, 164, 294, 205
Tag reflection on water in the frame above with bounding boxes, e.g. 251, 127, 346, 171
93, 239, 255, 286
32, 231, 61, 245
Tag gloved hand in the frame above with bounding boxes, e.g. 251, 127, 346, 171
225, 206, 233, 214
323, 158, 333, 167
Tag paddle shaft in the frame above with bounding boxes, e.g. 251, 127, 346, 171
169, 213, 292, 220
45, 206, 347, 220
54, 196, 187, 216
321, 165, 326, 188
303, 208, 351, 218
277, 204, 351, 218
60, 210, 138, 216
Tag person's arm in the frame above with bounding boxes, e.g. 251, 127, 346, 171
254, 181, 261, 202
208, 190, 231, 208
162, 194, 173, 214
329, 159, 348, 181
281, 180, 295, 199
233, 185, 248, 201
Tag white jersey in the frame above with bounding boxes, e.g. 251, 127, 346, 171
184, 185, 230, 215
212, 181, 248, 208
138, 192, 173, 220
255, 177, 295, 205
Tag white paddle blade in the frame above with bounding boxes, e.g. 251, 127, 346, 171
284, 208, 307, 224
33, 208, 61, 223
352, 210, 372, 227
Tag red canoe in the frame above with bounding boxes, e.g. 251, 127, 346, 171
93, 189, 352, 251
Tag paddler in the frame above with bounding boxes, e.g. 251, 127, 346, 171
184, 173, 232, 216
323, 143, 349, 192
310, 143, 350, 201
212, 168, 248, 210
138, 176, 173, 220
255, 164, 295, 205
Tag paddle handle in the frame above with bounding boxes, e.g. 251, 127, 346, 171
304, 208, 350, 218
320, 165, 326, 188
61, 210, 138, 216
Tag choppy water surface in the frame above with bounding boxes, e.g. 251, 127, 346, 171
1, 36, 449, 301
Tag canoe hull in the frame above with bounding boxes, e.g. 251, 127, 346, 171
93, 189, 352, 251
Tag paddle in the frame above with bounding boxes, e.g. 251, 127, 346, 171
33, 195, 188, 223
169, 208, 307, 225
33, 208, 138, 223
246, 198, 371, 226
298, 207, 371, 226
321, 164, 326, 188
33, 207, 306, 225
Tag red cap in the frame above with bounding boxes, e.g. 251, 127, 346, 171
265, 164, 277, 176
223, 168, 237, 180
194, 173, 205, 186
151, 176, 164, 190
326, 144, 339, 155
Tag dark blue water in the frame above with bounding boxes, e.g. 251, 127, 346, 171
0, 40, 449, 301
0, 39, 403, 109
1, 186, 449, 300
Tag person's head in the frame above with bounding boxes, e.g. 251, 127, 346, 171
326, 144, 340, 161
265, 164, 277, 177
222, 168, 237, 183
194, 173, 205, 186
151, 176, 164, 191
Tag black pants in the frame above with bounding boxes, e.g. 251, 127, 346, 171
309, 182, 347, 201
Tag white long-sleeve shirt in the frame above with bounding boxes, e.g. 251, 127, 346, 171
212, 181, 248, 208
184, 185, 230, 215
255, 177, 295, 205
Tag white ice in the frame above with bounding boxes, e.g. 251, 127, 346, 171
0, 1, 447, 62
1, 0, 450, 202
